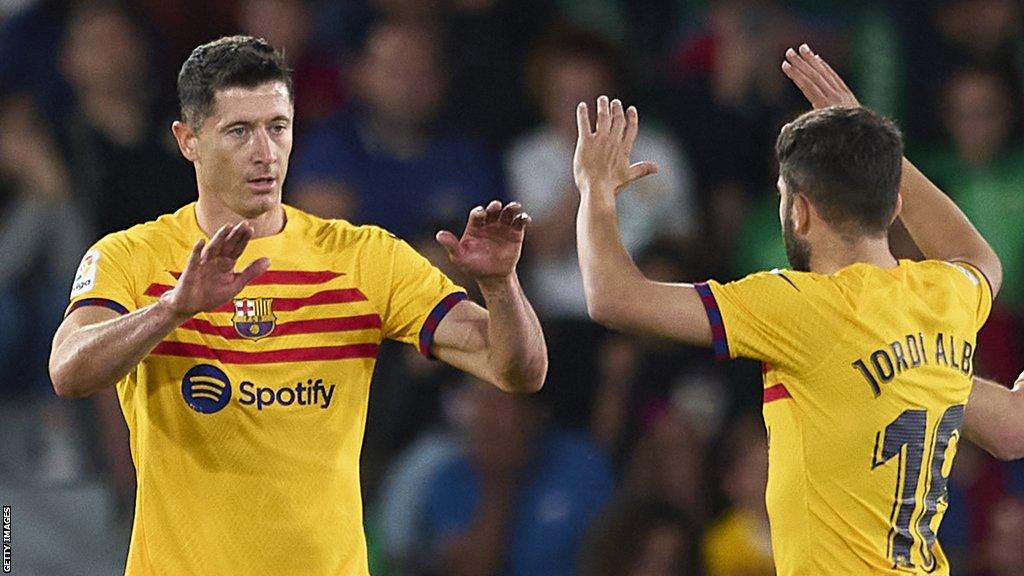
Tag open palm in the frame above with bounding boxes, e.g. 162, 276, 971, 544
436, 201, 531, 281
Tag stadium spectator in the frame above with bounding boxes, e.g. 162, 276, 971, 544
56, 2, 193, 238
237, 0, 347, 124
372, 374, 474, 574
418, 382, 612, 576
702, 413, 774, 576
620, 402, 712, 527
914, 68, 1024, 384
667, 0, 810, 265
985, 495, 1024, 576
0, 93, 91, 484
507, 24, 696, 320
890, 0, 1024, 143
288, 19, 502, 238
580, 499, 700, 576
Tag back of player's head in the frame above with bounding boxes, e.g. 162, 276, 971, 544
776, 106, 903, 236
177, 35, 293, 130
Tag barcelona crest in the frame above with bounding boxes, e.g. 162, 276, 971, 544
233, 298, 276, 340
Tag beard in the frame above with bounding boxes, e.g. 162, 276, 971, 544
782, 205, 812, 272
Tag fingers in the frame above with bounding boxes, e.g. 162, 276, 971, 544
511, 211, 531, 231
498, 201, 523, 225
627, 161, 658, 183
576, 102, 592, 139
183, 238, 205, 273
434, 230, 461, 258
811, 49, 859, 105
236, 257, 271, 287
799, 44, 841, 93
468, 205, 487, 228
596, 95, 611, 134
610, 99, 625, 139
624, 105, 639, 149
221, 222, 254, 259
484, 199, 503, 224
782, 49, 828, 108
202, 224, 232, 260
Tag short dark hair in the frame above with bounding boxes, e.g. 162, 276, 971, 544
177, 35, 293, 129
525, 24, 628, 104
776, 106, 903, 236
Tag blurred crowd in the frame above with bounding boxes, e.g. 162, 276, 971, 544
2, 0, 1024, 574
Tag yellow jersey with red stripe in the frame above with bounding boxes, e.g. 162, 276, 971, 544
66, 203, 465, 576
696, 260, 991, 575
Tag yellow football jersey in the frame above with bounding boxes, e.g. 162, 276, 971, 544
697, 260, 991, 575
66, 203, 466, 575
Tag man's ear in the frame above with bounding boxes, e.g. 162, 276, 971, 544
791, 193, 813, 235
890, 193, 903, 225
171, 120, 197, 162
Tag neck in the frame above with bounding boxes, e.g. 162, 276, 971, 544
194, 196, 285, 239
810, 234, 897, 275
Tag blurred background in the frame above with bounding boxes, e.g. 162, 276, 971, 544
1, 0, 1024, 574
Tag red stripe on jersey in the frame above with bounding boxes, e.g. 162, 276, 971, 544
142, 285, 368, 311
170, 270, 344, 285
152, 341, 379, 364
763, 383, 791, 404
180, 314, 382, 339
145, 284, 173, 297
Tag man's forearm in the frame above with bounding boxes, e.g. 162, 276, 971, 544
576, 189, 645, 326
50, 298, 187, 398
965, 376, 1024, 461
898, 158, 1002, 292
478, 275, 547, 393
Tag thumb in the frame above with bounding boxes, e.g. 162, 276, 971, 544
627, 161, 658, 183
236, 257, 271, 287
435, 230, 461, 259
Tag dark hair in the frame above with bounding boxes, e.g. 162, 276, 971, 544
177, 35, 293, 129
579, 499, 698, 576
776, 106, 903, 236
524, 23, 628, 104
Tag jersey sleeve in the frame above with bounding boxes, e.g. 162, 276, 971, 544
697, 271, 826, 369
948, 261, 993, 331
66, 233, 138, 316
378, 235, 467, 357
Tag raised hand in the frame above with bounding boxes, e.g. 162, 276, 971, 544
573, 95, 658, 197
782, 43, 860, 109
436, 200, 531, 283
164, 221, 271, 319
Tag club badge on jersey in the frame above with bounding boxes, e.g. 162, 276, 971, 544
233, 297, 276, 340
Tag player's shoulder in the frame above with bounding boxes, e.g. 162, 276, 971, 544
94, 204, 197, 256
897, 259, 986, 292
286, 204, 403, 254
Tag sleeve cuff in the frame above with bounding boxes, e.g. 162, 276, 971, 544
66, 298, 130, 317
694, 282, 730, 361
418, 292, 469, 359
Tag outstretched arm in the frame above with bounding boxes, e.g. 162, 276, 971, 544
49, 222, 270, 397
965, 375, 1024, 461
431, 201, 547, 393
782, 44, 1002, 295
573, 96, 712, 345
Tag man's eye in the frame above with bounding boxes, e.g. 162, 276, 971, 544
229, 126, 247, 137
